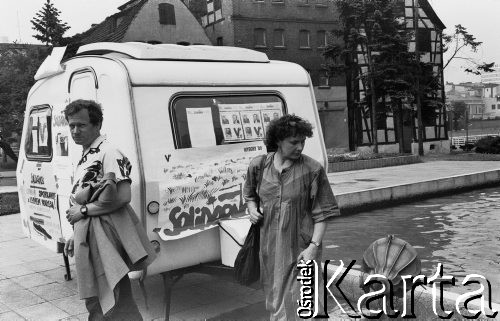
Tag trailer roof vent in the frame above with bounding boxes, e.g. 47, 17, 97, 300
76, 42, 269, 63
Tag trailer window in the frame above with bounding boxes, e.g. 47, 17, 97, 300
25, 105, 52, 161
171, 94, 285, 149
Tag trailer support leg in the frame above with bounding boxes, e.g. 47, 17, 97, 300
162, 271, 174, 321
63, 253, 72, 281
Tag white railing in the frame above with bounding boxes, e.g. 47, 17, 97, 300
451, 134, 499, 147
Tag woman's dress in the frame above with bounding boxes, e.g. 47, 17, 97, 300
244, 153, 340, 321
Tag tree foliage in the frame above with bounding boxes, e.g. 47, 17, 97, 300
0, 46, 49, 136
30, 0, 70, 46
325, 0, 442, 107
324, 0, 443, 154
449, 100, 466, 130
443, 24, 495, 75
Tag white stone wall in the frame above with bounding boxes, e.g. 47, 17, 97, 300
411, 140, 451, 155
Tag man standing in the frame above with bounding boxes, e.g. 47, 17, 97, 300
63, 100, 155, 321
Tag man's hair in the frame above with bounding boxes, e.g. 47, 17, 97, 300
264, 114, 313, 150
64, 99, 103, 126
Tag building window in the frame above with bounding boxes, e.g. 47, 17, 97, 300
299, 30, 310, 48
216, 37, 223, 46
254, 28, 267, 47
317, 30, 327, 48
492, 105, 496, 110
272, 0, 284, 3
203, 0, 223, 25
158, 3, 176, 25
417, 29, 431, 52
273, 29, 285, 48
319, 71, 329, 87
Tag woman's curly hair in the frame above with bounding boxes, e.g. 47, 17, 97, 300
264, 114, 314, 151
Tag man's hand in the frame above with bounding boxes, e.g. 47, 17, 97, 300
248, 207, 263, 225
66, 205, 85, 225
297, 244, 319, 262
64, 236, 74, 257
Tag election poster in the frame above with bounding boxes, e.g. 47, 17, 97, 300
157, 141, 265, 240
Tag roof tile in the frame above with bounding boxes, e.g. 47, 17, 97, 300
82, 0, 148, 44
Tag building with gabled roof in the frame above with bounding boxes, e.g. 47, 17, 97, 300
74, 0, 211, 46
346, 0, 448, 154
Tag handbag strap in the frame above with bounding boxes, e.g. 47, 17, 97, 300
218, 154, 267, 247
255, 153, 268, 207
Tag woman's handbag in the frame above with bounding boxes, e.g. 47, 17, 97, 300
234, 154, 267, 286
234, 222, 261, 285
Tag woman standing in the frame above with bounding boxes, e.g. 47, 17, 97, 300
244, 114, 340, 320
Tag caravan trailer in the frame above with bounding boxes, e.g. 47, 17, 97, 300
17, 42, 328, 276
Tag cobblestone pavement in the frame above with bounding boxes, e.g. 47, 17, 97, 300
0, 213, 350, 320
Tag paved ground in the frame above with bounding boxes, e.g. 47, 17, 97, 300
328, 160, 500, 195
1, 160, 499, 320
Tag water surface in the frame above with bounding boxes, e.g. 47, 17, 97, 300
323, 186, 500, 297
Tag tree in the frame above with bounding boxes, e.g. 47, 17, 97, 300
443, 24, 495, 75
30, 0, 70, 46
0, 46, 49, 137
324, 0, 425, 153
450, 101, 467, 130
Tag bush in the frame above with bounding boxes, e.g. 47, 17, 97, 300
0, 193, 20, 215
475, 136, 500, 154
327, 151, 402, 163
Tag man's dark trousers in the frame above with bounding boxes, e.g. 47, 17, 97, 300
85, 275, 142, 321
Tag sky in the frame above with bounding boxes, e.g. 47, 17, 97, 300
1, 0, 499, 84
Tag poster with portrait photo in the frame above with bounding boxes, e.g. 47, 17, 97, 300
220, 111, 244, 142
261, 103, 283, 135
222, 125, 244, 142
244, 126, 254, 139
262, 112, 271, 124
231, 126, 244, 140
221, 114, 230, 125
231, 113, 241, 125
240, 111, 264, 139
224, 128, 233, 139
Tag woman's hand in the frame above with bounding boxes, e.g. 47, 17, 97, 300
297, 244, 319, 263
66, 205, 85, 225
64, 236, 74, 257
248, 206, 263, 225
